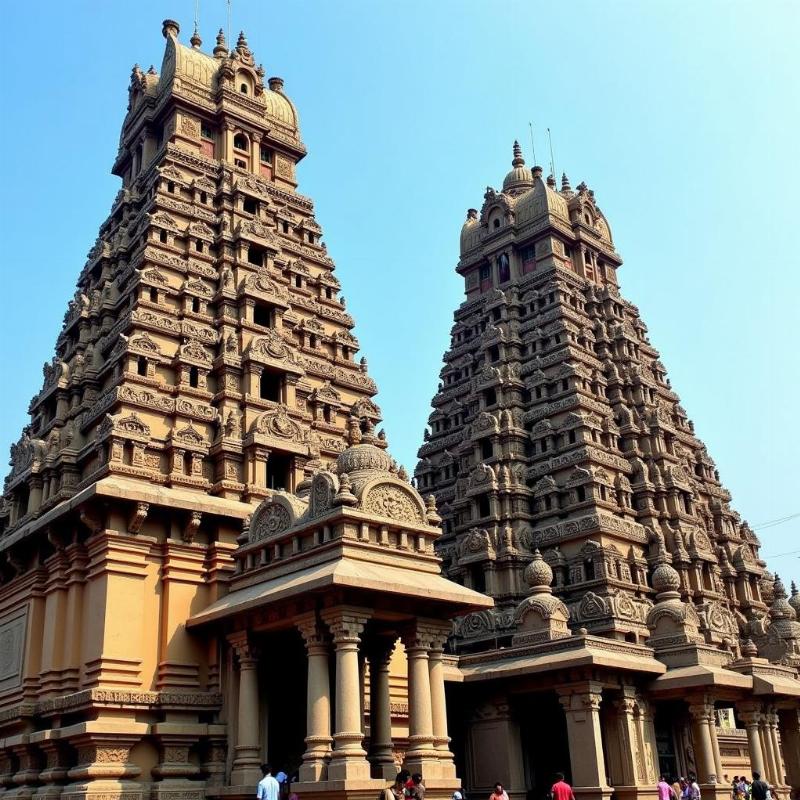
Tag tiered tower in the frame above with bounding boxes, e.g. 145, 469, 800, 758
416, 142, 792, 659
0, 20, 386, 797
3, 19, 382, 533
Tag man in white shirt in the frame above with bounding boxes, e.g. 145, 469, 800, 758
257, 764, 280, 800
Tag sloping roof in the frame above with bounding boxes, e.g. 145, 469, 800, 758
188, 555, 493, 627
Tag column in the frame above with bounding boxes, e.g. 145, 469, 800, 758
367, 638, 396, 781
229, 633, 262, 786
429, 626, 456, 779
321, 606, 371, 781
778, 708, 800, 791
708, 712, 723, 788
402, 623, 438, 774
760, 714, 776, 783
687, 701, 718, 784
613, 693, 640, 787
738, 705, 766, 778
766, 709, 785, 785
558, 683, 612, 800
296, 613, 332, 783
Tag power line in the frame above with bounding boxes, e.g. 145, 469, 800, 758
753, 512, 800, 530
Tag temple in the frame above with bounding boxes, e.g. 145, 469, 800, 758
415, 142, 800, 799
0, 18, 798, 800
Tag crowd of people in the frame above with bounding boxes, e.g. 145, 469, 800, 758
257, 763, 783, 800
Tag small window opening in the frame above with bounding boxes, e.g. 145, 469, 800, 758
192, 297, 200, 313
149, 287, 158, 303
247, 244, 264, 266
493, 218, 501, 229
196, 240, 204, 253
189, 366, 199, 388
167, 181, 175, 193
294, 275, 302, 288
200, 191, 208, 204
240, 83, 249, 94
137, 356, 148, 376
243, 197, 258, 214
260, 145, 272, 163
266, 451, 292, 490
481, 439, 493, 459
233, 133, 249, 151
254, 303, 272, 327
478, 495, 491, 517
159, 230, 168, 244
234, 158, 247, 169
259, 370, 282, 402
470, 564, 486, 593
282, 221, 290, 234
585, 559, 596, 581
484, 387, 496, 406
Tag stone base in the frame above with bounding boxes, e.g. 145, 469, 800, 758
60, 781, 145, 800
572, 785, 614, 800
293, 779, 460, 800
614, 785, 660, 800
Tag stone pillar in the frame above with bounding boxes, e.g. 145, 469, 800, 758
366, 638, 396, 781
321, 606, 371, 781
760, 714, 776, 783
766, 710, 785, 785
558, 683, 612, 800
709, 714, 723, 787
688, 701, 718, 785
739, 706, 766, 778
778, 708, 800, 791
613, 692, 641, 787
229, 633, 262, 787
402, 622, 438, 775
429, 627, 456, 778
296, 613, 332, 783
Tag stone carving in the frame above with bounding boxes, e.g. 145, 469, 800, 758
362, 483, 424, 523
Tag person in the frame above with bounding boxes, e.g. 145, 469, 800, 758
750, 773, 770, 800
257, 764, 280, 800
551, 773, 576, 800
490, 783, 510, 800
688, 774, 701, 800
409, 774, 426, 800
382, 773, 407, 800
659, 775, 678, 800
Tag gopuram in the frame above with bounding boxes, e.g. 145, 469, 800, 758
414, 143, 800, 798
0, 18, 797, 800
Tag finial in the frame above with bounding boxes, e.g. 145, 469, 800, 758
546, 174, 556, 188
467, 208, 478, 221
162, 19, 180, 39
334, 473, 357, 506
359, 356, 368, 372
213, 28, 228, 57
425, 494, 441, 525
190, 26, 202, 48
524, 549, 554, 592
512, 140, 525, 167
256, 63, 265, 78
532, 165, 543, 178
268, 77, 285, 92
236, 30, 248, 51
561, 172, 572, 192
742, 638, 758, 658
147, 65, 157, 75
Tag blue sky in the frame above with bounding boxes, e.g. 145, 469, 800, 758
1, 1, 798, 583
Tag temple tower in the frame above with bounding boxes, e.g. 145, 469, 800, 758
0, 19, 383, 800
416, 142, 782, 657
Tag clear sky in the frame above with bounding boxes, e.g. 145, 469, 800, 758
1, 1, 798, 583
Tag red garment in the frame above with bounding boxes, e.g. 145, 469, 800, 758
552, 781, 575, 800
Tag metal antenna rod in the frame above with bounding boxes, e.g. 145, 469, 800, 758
227, 0, 232, 48
528, 122, 537, 165
194, 0, 200, 30
547, 127, 556, 179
